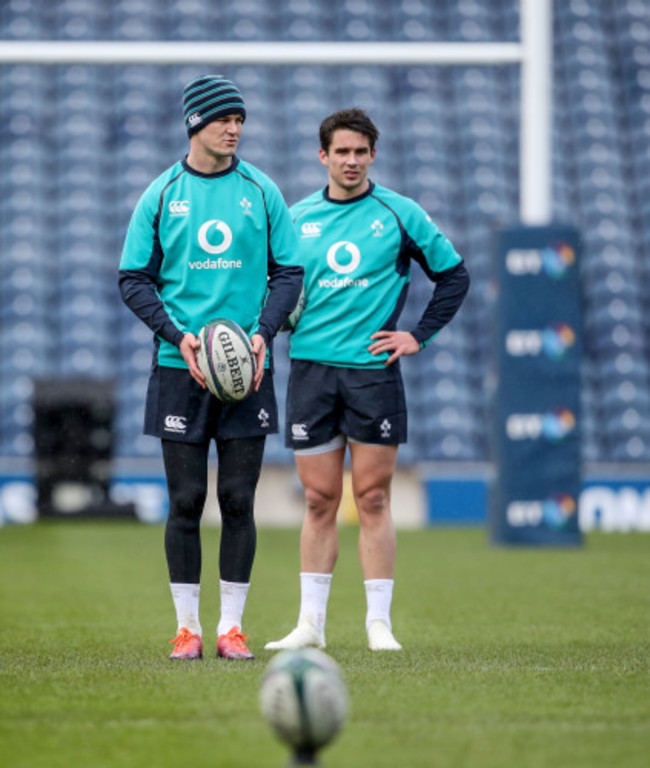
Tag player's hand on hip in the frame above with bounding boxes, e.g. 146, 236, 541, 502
250, 334, 266, 390
368, 330, 420, 366
180, 333, 206, 388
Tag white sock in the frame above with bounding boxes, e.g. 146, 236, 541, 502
364, 579, 395, 632
217, 580, 250, 636
170, 582, 201, 635
298, 572, 333, 633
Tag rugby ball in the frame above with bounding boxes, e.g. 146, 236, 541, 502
259, 648, 348, 756
280, 285, 306, 332
196, 318, 256, 403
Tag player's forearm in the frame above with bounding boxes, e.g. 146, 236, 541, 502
118, 270, 185, 347
257, 264, 305, 344
411, 262, 470, 345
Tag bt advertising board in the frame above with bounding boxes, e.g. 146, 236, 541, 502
1, 472, 650, 531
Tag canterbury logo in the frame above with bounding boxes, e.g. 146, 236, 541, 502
188, 113, 202, 126
169, 200, 189, 216
301, 222, 322, 237
292, 423, 309, 440
164, 415, 187, 433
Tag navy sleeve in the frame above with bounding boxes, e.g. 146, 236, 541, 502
118, 269, 185, 348
256, 260, 304, 345
409, 261, 470, 346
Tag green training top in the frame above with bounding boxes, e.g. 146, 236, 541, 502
119, 157, 302, 369
289, 181, 465, 368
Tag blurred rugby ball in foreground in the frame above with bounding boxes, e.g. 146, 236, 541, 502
280, 285, 306, 332
259, 648, 348, 754
196, 318, 256, 403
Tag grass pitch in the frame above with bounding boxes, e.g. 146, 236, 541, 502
0, 521, 648, 768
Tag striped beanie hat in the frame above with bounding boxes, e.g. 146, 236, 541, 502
183, 75, 246, 137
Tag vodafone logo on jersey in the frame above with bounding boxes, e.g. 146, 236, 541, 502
198, 219, 233, 255
319, 240, 368, 288
327, 241, 361, 274
188, 219, 242, 269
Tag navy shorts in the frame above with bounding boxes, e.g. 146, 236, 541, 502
144, 365, 278, 443
285, 360, 407, 450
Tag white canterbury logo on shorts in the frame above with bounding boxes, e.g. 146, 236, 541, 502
164, 415, 187, 433
292, 423, 309, 440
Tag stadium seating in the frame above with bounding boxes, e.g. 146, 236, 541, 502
1, 0, 650, 469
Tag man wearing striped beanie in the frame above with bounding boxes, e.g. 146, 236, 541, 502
183, 74, 247, 137
119, 74, 303, 663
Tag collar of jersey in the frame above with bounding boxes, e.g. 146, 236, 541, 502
323, 180, 375, 205
182, 155, 240, 178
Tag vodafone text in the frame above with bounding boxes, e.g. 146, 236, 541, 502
189, 258, 242, 269
318, 277, 369, 288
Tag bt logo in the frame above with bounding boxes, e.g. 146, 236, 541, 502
506, 323, 576, 360
507, 494, 577, 529
506, 409, 576, 441
505, 242, 576, 279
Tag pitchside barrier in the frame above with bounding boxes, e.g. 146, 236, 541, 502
2, 463, 650, 531
489, 225, 583, 546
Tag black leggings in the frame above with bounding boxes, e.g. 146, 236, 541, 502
161, 436, 265, 584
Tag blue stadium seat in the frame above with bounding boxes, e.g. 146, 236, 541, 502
580, 394, 601, 463
113, 410, 160, 457
0, 1, 48, 39
0, 264, 55, 316
112, 0, 167, 40
448, 0, 496, 42
226, 5, 278, 41
487, 0, 519, 41
599, 351, 650, 384
585, 279, 643, 318
609, 437, 650, 463
390, 0, 440, 42
278, 1, 333, 40
47, 0, 110, 40
262, 435, 293, 465
419, 427, 483, 462
334, 0, 388, 41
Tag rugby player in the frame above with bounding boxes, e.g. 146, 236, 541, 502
119, 75, 303, 660
266, 108, 469, 652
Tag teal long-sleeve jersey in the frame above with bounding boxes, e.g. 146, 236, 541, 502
289, 182, 469, 368
119, 157, 303, 369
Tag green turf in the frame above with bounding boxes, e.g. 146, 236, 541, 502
0, 522, 648, 768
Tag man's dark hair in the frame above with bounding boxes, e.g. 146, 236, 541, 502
319, 108, 380, 153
